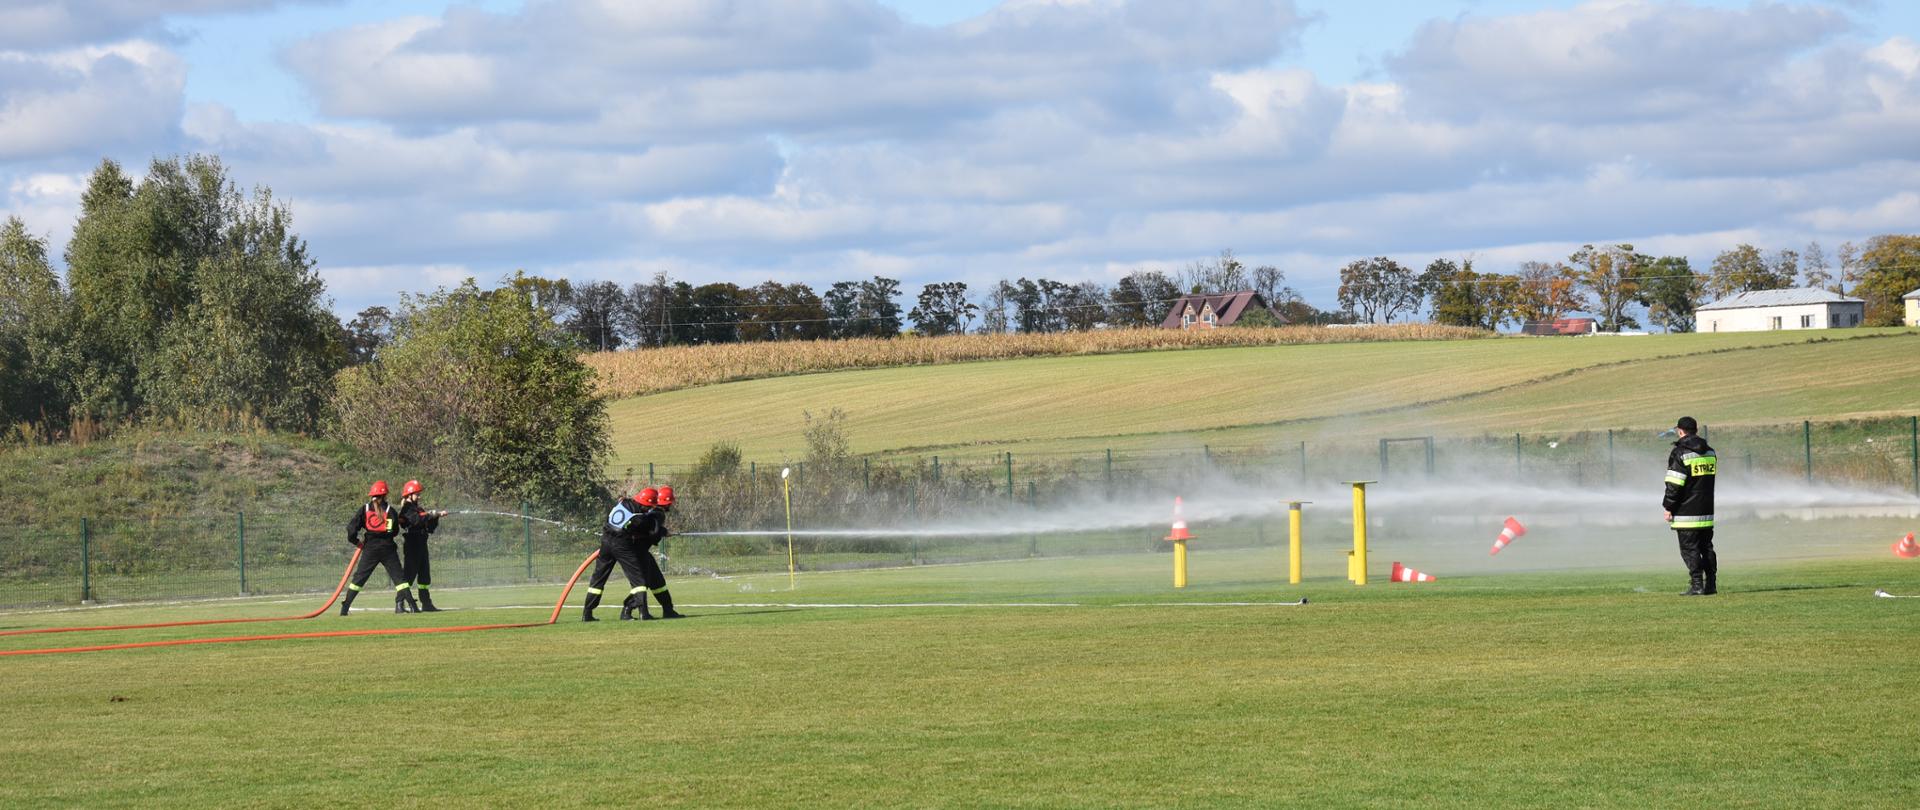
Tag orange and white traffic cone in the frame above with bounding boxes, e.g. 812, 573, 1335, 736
1389, 561, 1436, 583
1490, 517, 1526, 555
1893, 532, 1919, 559
1164, 497, 1194, 542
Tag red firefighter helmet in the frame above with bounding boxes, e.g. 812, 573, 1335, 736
401, 480, 423, 498
635, 488, 658, 507
368, 480, 389, 498
657, 485, 674, 507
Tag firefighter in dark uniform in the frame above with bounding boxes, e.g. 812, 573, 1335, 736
583, 488, 659, 621
343, 480, 420, 614
397, 479, 450, 612
633, 484, 684, 620
1662, 416, 1718, 596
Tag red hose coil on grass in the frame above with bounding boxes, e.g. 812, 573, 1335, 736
1, 549, 602, 657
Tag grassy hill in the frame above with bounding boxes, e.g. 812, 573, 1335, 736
606, 328, 1920, 468
0, 430, 407, 526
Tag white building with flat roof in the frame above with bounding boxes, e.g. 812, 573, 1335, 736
1696, 288, 1866, 333
1905, 287, 1919, 327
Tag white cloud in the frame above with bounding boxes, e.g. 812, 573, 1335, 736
1387, 0, 1851, 123
280, 0, 1306, 144
0, 41, 186, 161
0, 1, 324, 50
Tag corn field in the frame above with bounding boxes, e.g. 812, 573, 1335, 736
585, 324, 1488, 399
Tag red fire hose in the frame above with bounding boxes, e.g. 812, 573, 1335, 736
0, 550, 601, 657
0, 547, 366, 638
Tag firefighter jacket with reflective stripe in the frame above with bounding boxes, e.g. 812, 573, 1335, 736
1662, 435, 1717, 529
348, 502, 402, 545
602, 497, 646, 546
636, 509, 668, 548
398, 502, 440, 541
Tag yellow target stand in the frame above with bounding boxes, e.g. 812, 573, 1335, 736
1287, 500, 1309, 585
1344, 481, 1375, 585
1164, 497, 1194, 588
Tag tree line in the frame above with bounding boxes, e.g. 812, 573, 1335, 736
339, 249, 1342, 359
1338, 239, 1920, 332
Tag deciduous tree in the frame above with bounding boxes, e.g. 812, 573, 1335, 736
909, 282, 978, 336
64, 155, 342, 431
1854, 234, 1920, 325
331, 280, 610, 511
1569, 244, 1644, 332
1337, 257, 1419, 323
1108, 270, 1180, 326
1639, 256, 1704, 333
1706, 243, 1791, 299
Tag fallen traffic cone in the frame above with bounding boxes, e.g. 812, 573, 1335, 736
1490, 517, 1527, 555
1894, 532, 1919, 559
1389, 561, 1436, 583
1164, 497, 1194, 541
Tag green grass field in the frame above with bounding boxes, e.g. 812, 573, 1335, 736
4, 547, 1918, 808
606, 329, 1920, 468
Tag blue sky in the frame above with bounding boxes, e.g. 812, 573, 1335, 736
4, 0, 1918, 317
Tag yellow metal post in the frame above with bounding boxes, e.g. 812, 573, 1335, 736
1173, 540, 1188, 588
781, 468, 796, 590
1287, 500, 1308, 584
1346, 481, 1375, 585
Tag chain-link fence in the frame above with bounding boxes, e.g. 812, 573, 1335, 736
0, 504, 604, 607
5, 416, 1916, 607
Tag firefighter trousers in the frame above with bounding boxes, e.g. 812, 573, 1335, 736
585, 538, 666, 610
1676, 528, 1717, 582
402, 536, 432, 589
350, 539, 407, 594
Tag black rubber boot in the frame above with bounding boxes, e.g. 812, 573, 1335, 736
582, 592, 601, 622
1682, 573, 1704, 596
619, 594, 636, 621
1702, 552, 1718, 595
418, 590, 440, 612
395, 593, 410, 614
1702, 573, 1717, 596
340, 591, 357, 616
657, 589, 684, 619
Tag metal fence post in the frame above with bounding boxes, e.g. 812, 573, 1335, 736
1299, 440, 1308, 481
237, 511, 247, 595
1606, 429, 1616, 486
648, 462, 655, 486
80, 517, 92, 603
1104, 449, 1113, 493
1203, 444, 1211, 466
1515, 433, 1523, 476
864, 458, 871, 493
522, 500, 534, 580
1803, 420, 1813, 484
1027, 481, 1038, 557
1005, 453, 1014, 502
932, 455, 941, 483
1910, 415, 1918, 497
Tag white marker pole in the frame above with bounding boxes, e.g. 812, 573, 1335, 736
781, 468, 796, 591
